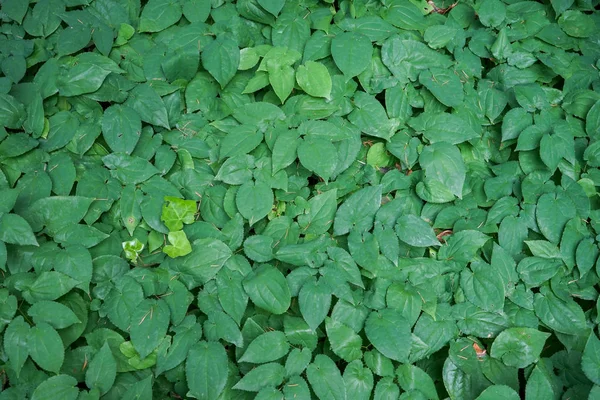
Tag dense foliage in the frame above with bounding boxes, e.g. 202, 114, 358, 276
1, 0, 600, 398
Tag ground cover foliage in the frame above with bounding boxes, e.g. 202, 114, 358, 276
1, 0, 600, 398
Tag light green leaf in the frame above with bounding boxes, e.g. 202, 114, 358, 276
296, 61, 332, 98
161, 196, 197, 231
164, 230, 192, 258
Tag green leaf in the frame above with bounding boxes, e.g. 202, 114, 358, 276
331, 32, 373, 79
460, 262, 505, 312
243, 234, 274, 262
124, 84, 170, 130
583, 331, 600, 385
410, 112, 479, 145
536, 192, 576, 244
419, 68, 464, 107
297, 137, 338, 182
31, 375, 79, 400
525, 365, 556, 399
103, 153, 160, 185
85, 342, 117, 395
343, 360, 374, 400
365, 309, 411, 363
58, 53, 122, 97
171, 238, 232, 286
268, 62, 295, 104
130, 299, 170, 359
3, 0, 29, 24
306, 354, 347, 400
243, 264, 291, 314
4, 316, 30, 377
502, 108, 533, 142
478, 0, 507, 28
285, 348, 312, 377
476, 385, 520, 400
233, 362, 286, 392
325, 318, 363, 362
0, 94, 26, 129
156, 316, 202, 375
333, 185, 382, 236
397, 364, 439, 400
558, 10, 595, 38
236, 181, 274, 226
490, 327, 550, 368
395, 215, 441, 247
240, 330, 290, 363
24, 271, 78, 303
298, 189, 337, 235
28, 300, 80, 329
296, 61, 332, 98
183, 0, 211, 22
0, 213, 38, 246
28, 322, 64, 374
101, 105, 142, 155
533, 291, 587, 335
258, 0, 285, 16
299, 278, 332, 331
139, 0, 183, 33
202, 36, 240, 89
186, 341, 228, 399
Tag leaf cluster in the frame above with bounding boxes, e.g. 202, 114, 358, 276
0, 0, 600, 399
